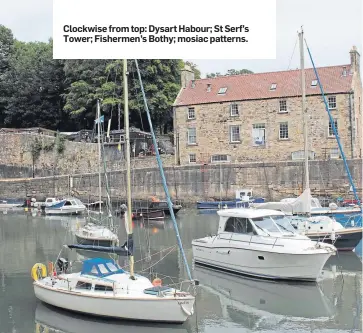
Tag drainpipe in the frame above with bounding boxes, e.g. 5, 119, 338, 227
348, 91, 354, 158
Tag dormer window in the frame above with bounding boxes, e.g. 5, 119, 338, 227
270, 83, 277, 91
207, 84, 211, 92
311, 80, 318, 87
218, 87, 227, 95
342, 66, 347, 76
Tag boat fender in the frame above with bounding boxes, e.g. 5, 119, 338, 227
351, 220, 355, 227
329, 203, 338, 210
180, 304, 193, 316
152, 278, 162, 287
31, 263, 47, 281
330, 230, 336, 241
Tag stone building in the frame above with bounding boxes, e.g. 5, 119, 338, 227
173, 47, 362, 165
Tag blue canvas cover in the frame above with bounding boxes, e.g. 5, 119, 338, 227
46, 200, 66, 209
81, 258, 124, 277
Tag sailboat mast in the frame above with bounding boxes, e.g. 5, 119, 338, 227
123, 59, 135, 278
97, 99, 102, 214
299, 28, 309, 191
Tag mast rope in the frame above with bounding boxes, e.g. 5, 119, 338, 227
304, 39, 362, 211
134, 59, 193, 281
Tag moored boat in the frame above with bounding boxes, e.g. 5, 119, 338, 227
32, 257, 195, 323
75, 223, 119, 247
197, 189, 265, 210
192, 208, 336, 282
291, 215, 362, 251
45, 198, 86, 215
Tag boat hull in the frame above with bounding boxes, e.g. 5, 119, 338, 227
45, 207, 86, 215
309, 209, 362, 227
192, 243, 332, 282
133, 209, 165, 221
196, 200, 248, 210
75, 235, 116, 247
305, 228, 362, 251
34, 282, 194, 323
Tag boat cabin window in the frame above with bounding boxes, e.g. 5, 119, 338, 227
70, 200, 77, 206
91, 266, 98, 274
75, 281, 92, 290
98, 264, 108, 274
106, 262, 120, 272
46, 198, 54, 203
224, 217, 256, 235
94, 284, 113, 292
64, 201, 72, 206
252, 215, 295, 233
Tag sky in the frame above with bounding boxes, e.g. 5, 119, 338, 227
0, 0, 362, 78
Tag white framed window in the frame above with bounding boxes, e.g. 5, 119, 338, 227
279, 122, 289, 139
328, 96, 336, 109
218, 87, 227, 95
330, 148, 340, 159
187, 107, 195, 120
311, 80, 318, 87
279, 100, 287, 113
328, 118, 338, 137
187, 128, 196, 144
252, 124, 266, 146
291, 150, 315, 160
270, 83, 277, 91
189, 153, 196, 163
229, 125, 241, 143
211, 154, 230, 163
230, 103, 239, 116
207, 84, 211, 92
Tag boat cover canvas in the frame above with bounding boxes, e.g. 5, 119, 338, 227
80, 257, 124, 277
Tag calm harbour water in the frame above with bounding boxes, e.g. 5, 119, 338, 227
0, 209, 362, 333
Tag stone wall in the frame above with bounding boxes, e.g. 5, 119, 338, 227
0, 133, 175, 177
0, 159, 361, 203
174, 93, 360, 165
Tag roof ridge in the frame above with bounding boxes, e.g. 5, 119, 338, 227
197, 64, 351, 81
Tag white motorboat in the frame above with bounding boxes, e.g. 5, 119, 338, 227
75, 222, 119, 247
45, 198, 86, 215
32, 257, 195, 323
192, 208, 336, 281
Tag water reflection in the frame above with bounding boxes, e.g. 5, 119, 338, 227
0, 210, 361, 333
35, 302, 190, 333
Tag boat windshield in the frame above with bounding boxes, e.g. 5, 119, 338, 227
251, 215, 295, 234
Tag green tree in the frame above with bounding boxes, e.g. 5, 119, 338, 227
184, 61, 201, 79
206, 68, 254, 78
3, 39, 65, 128
0, 25, 15, 125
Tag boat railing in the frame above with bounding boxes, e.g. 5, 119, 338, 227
218, 232, 327, 249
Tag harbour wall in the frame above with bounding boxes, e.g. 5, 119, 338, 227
0, 159, 361, 203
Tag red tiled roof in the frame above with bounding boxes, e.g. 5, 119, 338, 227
174, 65, 353, 106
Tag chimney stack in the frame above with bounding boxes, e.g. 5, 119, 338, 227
181, 64, 195, 88
350, 45, 360, 75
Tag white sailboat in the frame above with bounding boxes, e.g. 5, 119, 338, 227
75, 99, 118, 247
31, 59, 196, 323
